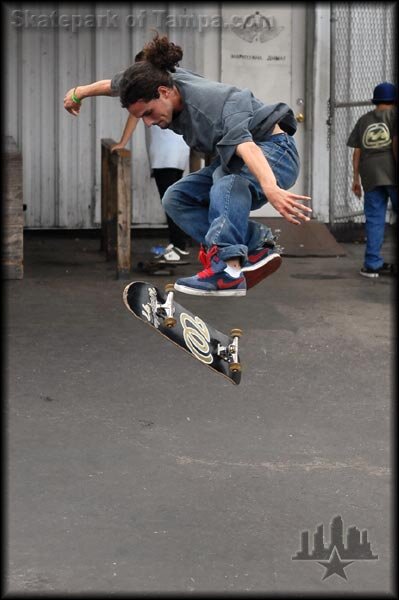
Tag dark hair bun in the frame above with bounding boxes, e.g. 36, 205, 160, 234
142, 32, 183, 72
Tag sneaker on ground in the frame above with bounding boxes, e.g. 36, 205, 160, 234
174, 245, 246, 296
360, 262, 396, 278
154, 243, 190, 265
241, 244, 282, 289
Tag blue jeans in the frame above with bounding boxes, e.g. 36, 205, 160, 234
162, 133, 300, 261
364, 185, 397, 269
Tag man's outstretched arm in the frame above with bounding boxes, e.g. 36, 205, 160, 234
63, 80, 113, 116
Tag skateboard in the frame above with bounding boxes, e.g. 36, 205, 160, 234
123, 281, 242, 385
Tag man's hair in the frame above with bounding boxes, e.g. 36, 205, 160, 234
120, 33, 183, 108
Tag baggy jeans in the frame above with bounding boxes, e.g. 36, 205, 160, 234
162, 133, 300, 262
364, 185, 398, 269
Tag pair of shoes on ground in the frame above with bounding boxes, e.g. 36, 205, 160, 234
174, 243, 282, 296
153, 243, 190, 265
360, 262, 397, 278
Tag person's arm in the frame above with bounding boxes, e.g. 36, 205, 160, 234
235, 140, 312, 225
352, 148, 362, 198
64, 80, 113, 116
111, 114, 139, 153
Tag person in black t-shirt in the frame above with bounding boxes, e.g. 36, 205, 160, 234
347, 82, 397, 278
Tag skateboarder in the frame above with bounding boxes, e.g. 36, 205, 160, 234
64, 33, 311, 296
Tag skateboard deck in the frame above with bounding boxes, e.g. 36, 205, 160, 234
123, 281, 242, 385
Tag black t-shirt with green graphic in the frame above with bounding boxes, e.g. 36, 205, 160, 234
347, 107, 397, 192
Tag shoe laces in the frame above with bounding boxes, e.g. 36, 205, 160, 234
197, 245, 219, 278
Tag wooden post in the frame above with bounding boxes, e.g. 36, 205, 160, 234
100, 140, 110, 252
2, 137, 23, 279
100, 139, 132, 278
115, 149, 131, 279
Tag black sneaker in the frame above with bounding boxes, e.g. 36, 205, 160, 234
360, 263, 396, 278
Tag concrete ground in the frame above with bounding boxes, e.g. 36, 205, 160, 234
5, 229, 396, 595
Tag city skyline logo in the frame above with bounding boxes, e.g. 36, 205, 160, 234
292, 515, 378, 581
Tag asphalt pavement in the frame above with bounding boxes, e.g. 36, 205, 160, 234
5, 229, 395, 594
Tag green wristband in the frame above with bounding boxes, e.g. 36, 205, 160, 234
71, 88, 81, 104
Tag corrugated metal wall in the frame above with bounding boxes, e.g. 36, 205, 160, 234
4, 2, 220, 228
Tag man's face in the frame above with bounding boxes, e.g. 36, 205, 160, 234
128, 87, 175, 128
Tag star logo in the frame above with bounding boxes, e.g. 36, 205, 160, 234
292, 515, 378, 582
317, 547, 354, 580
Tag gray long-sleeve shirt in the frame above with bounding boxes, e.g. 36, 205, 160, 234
111, 67, 297, 172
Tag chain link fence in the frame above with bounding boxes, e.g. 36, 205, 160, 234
329, 2, 396, 239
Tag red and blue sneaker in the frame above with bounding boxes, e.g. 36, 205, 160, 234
241, 243, 282, 289
174, 245, 247, 297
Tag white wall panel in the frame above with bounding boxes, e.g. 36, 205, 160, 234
127, 3, 169, 227
21, 4, 58, 227
93, 3, 134, 225
4, 3, 21, 146
57, 3, 95, 228
4, 2, 224, 228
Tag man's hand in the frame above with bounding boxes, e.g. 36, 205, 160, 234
352, 181, 362, 198
111, 143, 126, 153
265, 185, 312, 225
64, 87, 81, 116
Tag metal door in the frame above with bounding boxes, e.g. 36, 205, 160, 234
220, 4, 308, 217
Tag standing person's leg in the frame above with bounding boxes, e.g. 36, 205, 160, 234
363, 187, 388, 272
387, 185, 398, 214
153, 168, 189, 250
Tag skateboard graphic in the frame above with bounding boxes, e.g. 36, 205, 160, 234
123, 281, 242, 385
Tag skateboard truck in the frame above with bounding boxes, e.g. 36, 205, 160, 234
159, 284, 177, 328
217, 328, 242, 373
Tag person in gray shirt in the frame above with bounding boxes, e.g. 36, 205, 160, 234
64, 33, 311, 296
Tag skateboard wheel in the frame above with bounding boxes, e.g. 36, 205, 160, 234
165, 284, 175, 293
230, 328, 243, 338
164, 317, 177, 328
229, 362, 241, 373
